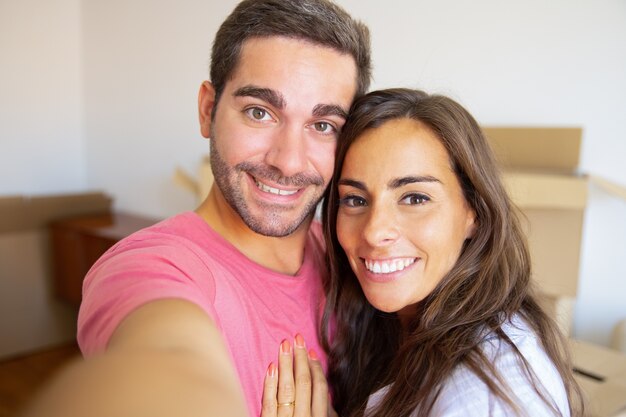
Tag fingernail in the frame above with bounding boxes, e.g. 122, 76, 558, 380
308, 348, 318, 360
267, 362, 276, 377
280, 339, 292, 354
295, 333, 306, 349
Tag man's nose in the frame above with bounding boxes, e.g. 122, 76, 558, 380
264, 125, 308, 177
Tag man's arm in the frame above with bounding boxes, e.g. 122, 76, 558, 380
21, 300, 248, 417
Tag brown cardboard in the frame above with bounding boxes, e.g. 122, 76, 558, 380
0, 192, 112, 359
0, 192, 112, 233
483, 127, 587, 300
173, 156, 214, 203
522, 208, 585, 298
483, 127, 582, 173
570, 339, 626, 417
502, 172, 587, 210
536, 293, 575, 337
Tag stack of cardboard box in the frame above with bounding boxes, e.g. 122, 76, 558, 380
484, 127, 626, 417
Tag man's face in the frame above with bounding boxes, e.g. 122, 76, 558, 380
202, 37, 358, 237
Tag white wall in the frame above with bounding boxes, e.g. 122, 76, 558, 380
2, 0, 625, 350
0, 0, 86, 195
81, 0, 228, 218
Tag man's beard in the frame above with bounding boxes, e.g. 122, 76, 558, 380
209, 140, 325, 237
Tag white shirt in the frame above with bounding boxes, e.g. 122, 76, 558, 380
365, 316, 570, 417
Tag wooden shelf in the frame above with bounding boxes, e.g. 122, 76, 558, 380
49, 212, 157, 305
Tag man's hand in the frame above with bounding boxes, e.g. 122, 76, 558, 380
20, 300, 248, 417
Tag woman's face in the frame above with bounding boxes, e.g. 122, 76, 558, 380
336, 118, 476, 317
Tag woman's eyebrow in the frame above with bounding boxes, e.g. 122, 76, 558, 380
338, 178, 366, 190
389, 175, 441, 189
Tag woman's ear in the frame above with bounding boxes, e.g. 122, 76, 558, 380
198, 81, 216, 139
465, 209, 478, 240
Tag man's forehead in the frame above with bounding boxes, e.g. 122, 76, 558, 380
225, 36, 358, 109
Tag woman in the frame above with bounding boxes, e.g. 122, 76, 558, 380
262, 89, 584, 417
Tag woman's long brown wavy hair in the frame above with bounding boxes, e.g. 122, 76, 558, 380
320, 88, 584, 417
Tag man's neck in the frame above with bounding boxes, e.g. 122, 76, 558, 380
195, 187, 312, 276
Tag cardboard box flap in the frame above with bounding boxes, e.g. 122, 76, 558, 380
570, 339, 626, 417
503, 172, 588, 209
483, 127, 582, 173
0, 192, 112, 233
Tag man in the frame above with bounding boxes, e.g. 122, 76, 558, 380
62, 1, 371, 416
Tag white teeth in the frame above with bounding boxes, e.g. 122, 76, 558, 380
255, 180, 298, 196
364, 258, 416, 274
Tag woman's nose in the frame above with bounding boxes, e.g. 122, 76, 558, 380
361, 204, 400, 247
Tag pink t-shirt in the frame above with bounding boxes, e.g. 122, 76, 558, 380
77, 211, 327, 417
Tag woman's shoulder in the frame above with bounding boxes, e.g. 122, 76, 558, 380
430, 315, 570, 417
482, 315, 543, 358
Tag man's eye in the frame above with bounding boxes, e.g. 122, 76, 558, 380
339, 195, 367, 208
246, 107, 271, 121
400, 193, 430, 205
313, 121, 336, 134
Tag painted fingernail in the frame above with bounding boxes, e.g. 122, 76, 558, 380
267, 362, 276, 377
295, 333, 306, 348
280, 339, 292, 354
308, 348, 319, 360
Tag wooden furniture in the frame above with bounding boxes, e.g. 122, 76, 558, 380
49, 212, 158, 305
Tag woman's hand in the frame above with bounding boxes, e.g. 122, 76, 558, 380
261, 334, 335, 417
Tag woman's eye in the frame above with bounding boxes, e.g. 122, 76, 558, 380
313, 121, 336, 134
401, 193, 430, 205
245, 107, 271, 121
339, 195, 367, 208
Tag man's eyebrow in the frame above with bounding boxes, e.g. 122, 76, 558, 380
389, 176, 441, 188
312, 104, 349, 120
233, 85, 285, 109
338, 178, 366, 190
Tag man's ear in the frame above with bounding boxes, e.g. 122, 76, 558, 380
198, 81, 216, 139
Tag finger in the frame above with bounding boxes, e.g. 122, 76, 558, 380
277, 339, 295, 417
308, 349, 329, 417
261, 362, 278, 417
293, 334, 312, 417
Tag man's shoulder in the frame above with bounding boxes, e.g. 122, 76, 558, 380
85, 211, 233, 280
110, 211, 219, 254
127, 211, 206, 241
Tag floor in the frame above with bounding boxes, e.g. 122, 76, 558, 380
0, 344, 80, 417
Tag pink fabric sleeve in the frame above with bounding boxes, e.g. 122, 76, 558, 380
77, 236, 217, 356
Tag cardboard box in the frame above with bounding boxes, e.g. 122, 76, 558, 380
173, 156, 214, 203
570, 339, 626, 417
0, 192, 112, 359
536, 292, 576, 337
483, 127, 587, 300
198, 155, 214, 201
